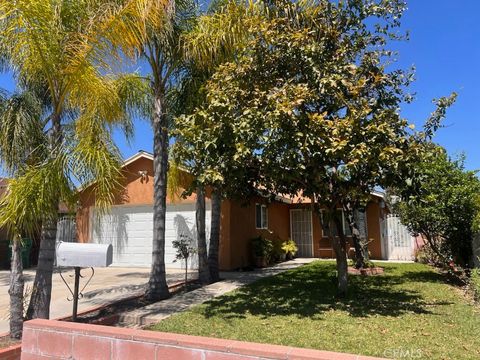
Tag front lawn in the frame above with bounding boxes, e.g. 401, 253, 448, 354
150, 261, 480, 359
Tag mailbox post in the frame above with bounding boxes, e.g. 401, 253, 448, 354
56, 242, 113, 321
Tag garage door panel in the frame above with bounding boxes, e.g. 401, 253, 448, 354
91, 205, 210, 268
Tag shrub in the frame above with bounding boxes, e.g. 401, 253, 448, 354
281, 239, 298, 259
271, 237, 285, 262
172, 234, 196, 289
251, 236, 273, 259
414, 245, 443, 266
470, 268, 480, 302
394, 148, 480, 268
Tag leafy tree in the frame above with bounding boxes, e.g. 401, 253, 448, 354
172, 234, 197, 290
175, 0, 432, 296
172, 1, 264, 282
0, 87, 45, 338
0, 0, 145, 332
394, 146, 480, 267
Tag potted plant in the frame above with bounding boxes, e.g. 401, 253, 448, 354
271, 238, 286, 262
281, 239, 298, 260
251, 236, 273, 268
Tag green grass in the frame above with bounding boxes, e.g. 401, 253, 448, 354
150, 262, 480, 360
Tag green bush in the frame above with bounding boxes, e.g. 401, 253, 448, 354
271, 238, 285, 262
251, 236, 273, 259
470, 268, 480, 302
414, 245, 443, 266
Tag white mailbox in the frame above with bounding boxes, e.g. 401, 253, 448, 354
56, 242, 113, 268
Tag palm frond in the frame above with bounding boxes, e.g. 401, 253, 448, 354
68, 115, 124, 214
0, 155, 73, 237
0, 90, 47, 173
182, 0, 262, 69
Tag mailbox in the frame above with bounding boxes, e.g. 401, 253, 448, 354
56, 242, 113, 268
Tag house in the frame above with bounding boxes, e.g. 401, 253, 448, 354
76, 151, 415, 270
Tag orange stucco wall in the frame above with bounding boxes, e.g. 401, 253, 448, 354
312, 201, 384, 260
366, 201, 383, 259
224, 199, 386, 269
76, 155, 386, 270
76, 157, 198, 244
225, 198, 291, 270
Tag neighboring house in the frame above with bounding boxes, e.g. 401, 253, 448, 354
76, 151, 415, 270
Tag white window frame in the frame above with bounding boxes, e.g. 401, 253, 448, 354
255, 203, 268, 229
321, 209, 352, 238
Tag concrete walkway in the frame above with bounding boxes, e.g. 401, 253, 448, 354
119, 258, 316, 327
0, 267, 194, 333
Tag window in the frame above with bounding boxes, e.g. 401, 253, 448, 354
321, 210, 352, 237
255, 204, 268, 229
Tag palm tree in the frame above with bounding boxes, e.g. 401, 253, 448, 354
0, 88, 44, 339
0, 0, 146, 322
105, 0, 257, 290
98, 0, 200, 300
172, 0, 261, 282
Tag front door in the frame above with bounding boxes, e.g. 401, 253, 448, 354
290, 209, 313, 257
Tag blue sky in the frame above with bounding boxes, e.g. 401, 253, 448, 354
1, 1, 479, 170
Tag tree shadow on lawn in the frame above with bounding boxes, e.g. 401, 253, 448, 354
203, 263, 453, 320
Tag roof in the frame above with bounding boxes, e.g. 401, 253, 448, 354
118, 151, 387, 203
122, 150, 153, 167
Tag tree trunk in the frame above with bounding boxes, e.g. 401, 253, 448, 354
26, 219, 57, 319
344, 204, 366, 269
26, 113, 62, 320
146, 86, 170, 301
196, 186, 211, 285
9, 237, 24, 339
184, 257, 188, 291
331, 213, 348, 297
208, 190, 221, 282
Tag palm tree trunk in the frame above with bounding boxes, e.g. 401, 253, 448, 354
196, 186, 211, 285
26, 113, 62, 320
9, 236, 24, 339
208, 190, 221, 282
26, 219, 57, 319
146, 86, 170, 301
331, 212, 348, 297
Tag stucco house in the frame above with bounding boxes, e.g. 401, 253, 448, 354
76, 151, 414, 270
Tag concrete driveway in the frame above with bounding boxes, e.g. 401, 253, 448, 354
0, 267, 195, 334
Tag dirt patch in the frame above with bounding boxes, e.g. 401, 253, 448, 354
0, 334, 20, 349
66, 281, 202, 326
348, 266, 384, 276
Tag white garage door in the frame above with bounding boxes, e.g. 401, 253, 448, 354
90, 204, 211, 268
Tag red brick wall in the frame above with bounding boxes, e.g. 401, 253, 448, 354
21, 319, 386, 360
0, 343, 21, 360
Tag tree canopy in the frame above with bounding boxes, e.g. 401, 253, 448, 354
394, 146, 480, 267
174, 0, 433, 295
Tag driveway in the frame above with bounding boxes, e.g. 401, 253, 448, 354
0, 267, 195, 334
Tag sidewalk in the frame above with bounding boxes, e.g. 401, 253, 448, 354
119, 258, 316, 327
0, 267, 192, 333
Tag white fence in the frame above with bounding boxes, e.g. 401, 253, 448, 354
381, 215, 414, 261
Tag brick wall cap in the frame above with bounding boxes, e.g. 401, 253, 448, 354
22, 319, 389, 360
